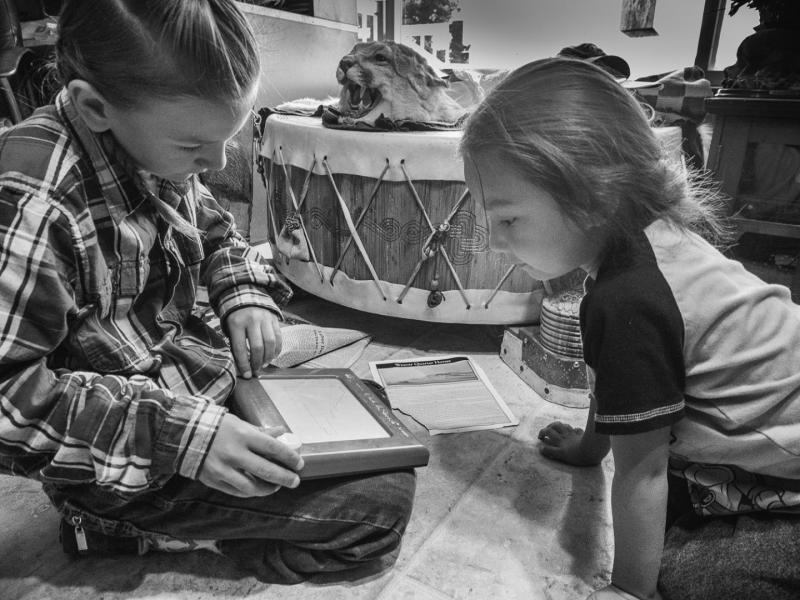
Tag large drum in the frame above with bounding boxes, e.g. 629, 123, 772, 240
257, 114, 544, 324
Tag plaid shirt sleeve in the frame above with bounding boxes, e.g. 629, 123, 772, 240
193, 180, 293, 322
0, 186, 225, 493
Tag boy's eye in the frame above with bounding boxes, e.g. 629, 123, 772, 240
500, 218, 516, 227
178, 145, 201, 152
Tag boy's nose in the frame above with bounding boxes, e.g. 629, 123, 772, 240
197, 142, 227, 173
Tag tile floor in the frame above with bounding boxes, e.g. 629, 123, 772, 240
0, 296, 615, 600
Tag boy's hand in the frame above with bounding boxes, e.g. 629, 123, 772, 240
538, 421, 606, 466
199, 413, 303, 497
225, 306, 282, 378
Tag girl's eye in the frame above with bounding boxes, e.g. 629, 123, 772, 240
178, 145, 201, 153
500, 218, 516, 227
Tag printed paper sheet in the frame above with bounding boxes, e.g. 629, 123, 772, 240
369, 355, 518, 435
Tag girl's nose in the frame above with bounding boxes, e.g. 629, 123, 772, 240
197, 142, 227, 173
488, 224, 505, 252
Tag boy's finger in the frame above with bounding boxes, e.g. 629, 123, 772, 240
229, 329, 252, 378
261, 425, 287, 437
248, 432, 305, 472
214, 470, 273, 498
247, 324, 265, 374
242, 454, 301, 489
242, 473, 283, 496
261, 320, 281, 362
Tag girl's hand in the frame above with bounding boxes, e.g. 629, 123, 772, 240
199, 413, 303, 497
587, 583, 663, 600
538, 421, 606, 466
225, 306, 282, 378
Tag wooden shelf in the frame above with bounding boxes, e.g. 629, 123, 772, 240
706, 96, 800, 298
731, 217, 800, 241
706, 96, 800, 119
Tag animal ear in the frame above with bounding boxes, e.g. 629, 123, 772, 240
395, 45, 448, 95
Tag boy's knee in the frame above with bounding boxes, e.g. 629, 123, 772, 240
347, 469, 417, 531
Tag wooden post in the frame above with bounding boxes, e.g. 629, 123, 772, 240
694, 0, 727, 71
620, 0, 658, 37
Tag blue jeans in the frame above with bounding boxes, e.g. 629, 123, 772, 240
44, 469, 416, 584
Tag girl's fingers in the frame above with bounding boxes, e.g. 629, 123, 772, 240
548, 421, 575, 435
539, 443, 564, 460
539, 422, 566, 439
541, 435, 562, 447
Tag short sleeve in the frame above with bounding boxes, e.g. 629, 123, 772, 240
581, 262, 686, 435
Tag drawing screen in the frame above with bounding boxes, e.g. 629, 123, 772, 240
260, 378, 390, 443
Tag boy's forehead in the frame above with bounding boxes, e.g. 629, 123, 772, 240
142, 95, 252, 142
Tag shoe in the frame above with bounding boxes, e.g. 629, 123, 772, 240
59, 517, 141, 557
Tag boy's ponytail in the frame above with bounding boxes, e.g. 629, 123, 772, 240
55, 0, 260, 109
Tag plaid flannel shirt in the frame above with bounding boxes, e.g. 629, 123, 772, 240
0, 90, 292, 495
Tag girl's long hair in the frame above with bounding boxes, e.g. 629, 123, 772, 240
55, 0, 260, 108
461, 57, 729, 254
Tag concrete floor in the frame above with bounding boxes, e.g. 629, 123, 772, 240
0, 296, 615, 600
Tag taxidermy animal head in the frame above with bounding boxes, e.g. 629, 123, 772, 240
336, 41, 467, 124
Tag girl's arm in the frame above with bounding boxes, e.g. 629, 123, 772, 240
608, 426, 671, 600
539, 393, 611, 466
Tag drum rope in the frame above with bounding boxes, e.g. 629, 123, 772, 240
482, 265, 517, 309
265, 156, 281, 245
322, 157, 388, 301
276, 147, 324, 283
398, 164, 472, 309
330, 160, 390, 286
253, 110, 282, 247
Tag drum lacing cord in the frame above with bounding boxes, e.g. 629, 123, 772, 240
399, 223, 449, 307
252, 109, 267, 192
253, 109, 281, 247
398, 161, 471, 309
322, 156, 388, 301
481, 265, 517, 309
330, 159, 390, 287
276, 147, 324, 283
264, 157, 282, 246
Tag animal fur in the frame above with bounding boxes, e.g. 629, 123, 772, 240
336, 41, 467, 124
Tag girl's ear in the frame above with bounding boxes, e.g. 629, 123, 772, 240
66, 80, 114, 132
